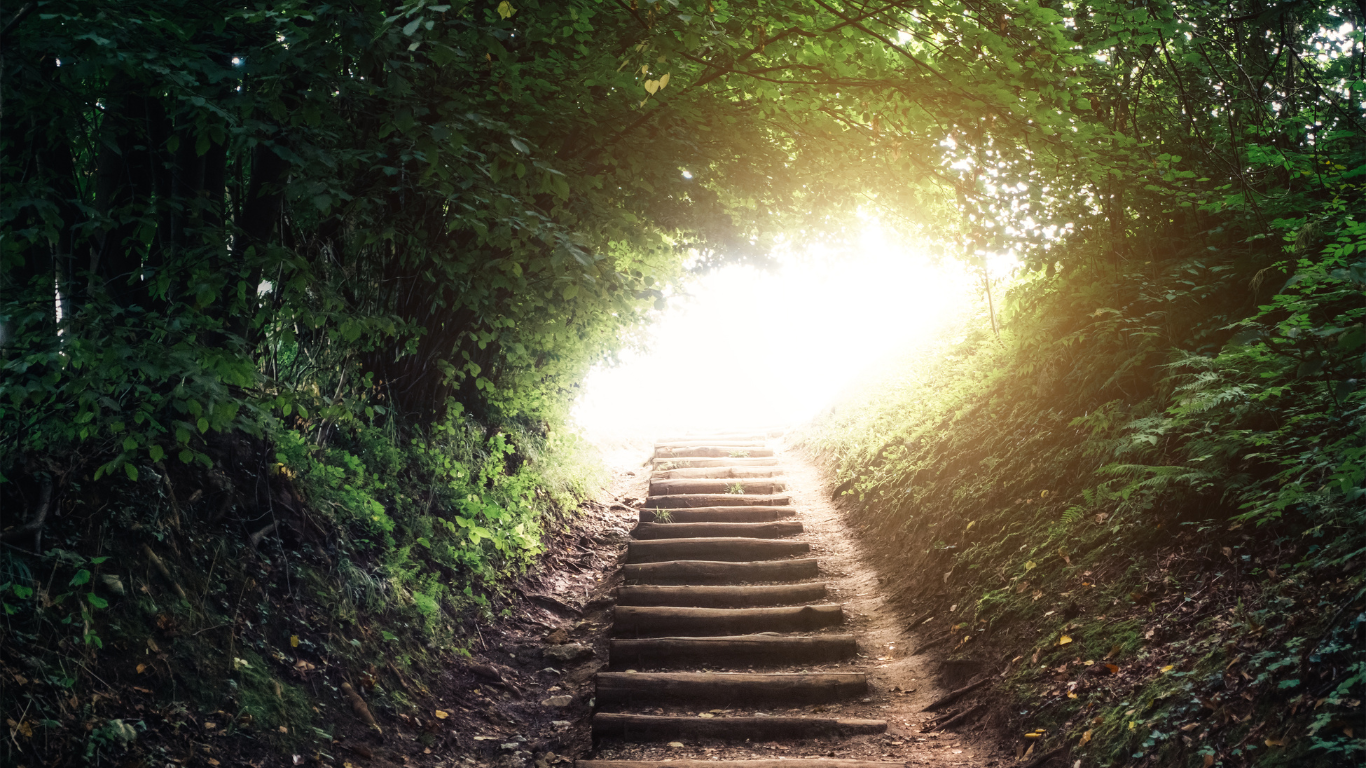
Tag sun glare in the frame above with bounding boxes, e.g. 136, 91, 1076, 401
573, 224, 980, 445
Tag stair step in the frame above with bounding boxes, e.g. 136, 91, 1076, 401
653, 457, 780, 468
650, 479, 788, 496
595, 672, 867, 707
643, 494, 791, 509
639, 507, 796, 524
613, 604, 843, 636
632, 521, 803, 540
609, 634, 856, 667
624, 559, 819, 585
592, 713, 886, 740
652, 466, 783, 480
655, 447, 776, 459
616, 583, 826, 608
627, 538, 809, 564
579, 762, 902, 768
573, 754, 896, 759
655, 440, 768, 449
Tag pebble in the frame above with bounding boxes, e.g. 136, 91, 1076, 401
541, 695, 574, 707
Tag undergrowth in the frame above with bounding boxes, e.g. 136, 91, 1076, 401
0, 412, 604, 765
804, 208, 1365, 767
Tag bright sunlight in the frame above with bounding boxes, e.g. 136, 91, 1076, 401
573, 224, 983, 442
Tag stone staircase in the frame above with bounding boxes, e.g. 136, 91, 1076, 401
579, 434, 905, 768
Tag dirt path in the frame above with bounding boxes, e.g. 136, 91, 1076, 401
583, 437, 1008, 768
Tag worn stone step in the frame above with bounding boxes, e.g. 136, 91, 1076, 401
595, 672, 867, 708
624, 558, 819, 585
627, 538, 809, 564
613, 604, 843, 636
649, 478, 787, 496
656, 432, 772, 443
643, 494, 790, 509
652, 466, 783, 480
632, 521, 803, 540
655, 440, 768, 449
653, 457, 780, 469
579, 762, 901, 768
639, 507, 796, 524
592, 713, 886, 740
576, 754, 896, 759
616, 583, 827, 608
655, 446, 776, 459
609, 634, 857, 667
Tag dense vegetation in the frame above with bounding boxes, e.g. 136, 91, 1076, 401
2, 0, 1362, 764
803, 2, 1366, 765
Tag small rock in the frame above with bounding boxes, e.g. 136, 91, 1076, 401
545, 628, 570, 645
541, 695, 574, 708
668, 741, 685, 748
551, 720, 571, 728
100, 574, 126, 596
543, 643, 593, 663
501, 743, 519, 750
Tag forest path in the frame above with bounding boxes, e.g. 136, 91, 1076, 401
582, 436, 1005, 768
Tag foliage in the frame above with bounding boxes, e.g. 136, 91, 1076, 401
1, 0, 1363, 764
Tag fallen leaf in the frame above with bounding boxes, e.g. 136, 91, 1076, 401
1058, 635, 1073, 646
1080, 729, 1092, 745
136, 663, 147, 674
1161, 665, 1175, 673
1202, 755, 1215, 767
1265, 738, 1284, 747
1068, 692, 1078, 699
1105, 645, 1121, 660
209, 760, 221, 765
290, 635, 300, 648
1025, 560, 1037, 571
1105, 663, 1120, 674
434, 710, 449, 719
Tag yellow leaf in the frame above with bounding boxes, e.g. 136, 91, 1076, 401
1058, 635, 1073, 646
659, 72, 670, 89
1105, 644, 1121, 660
434, 710, 450, 719
1264, 738, 1283, 747
966, 521, 975, 531
1068, 692, 1078, 699
290, 635, 300, 648
1080, 729, 1092, 745
1161, 665, 1175, 673
1202, 755, 1214, 768
1041, 490, 1049, 497
136, 663, 147, 674
644, 80, 659, 95
497, 1, 515, 19
209, 760, 221, 766
1025, 560, 1037, 571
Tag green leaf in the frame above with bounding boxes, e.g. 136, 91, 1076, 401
124, 463, 139, 481
87, 593, 109, 609
149, 445, 165, 462
70, 570, 92, 587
